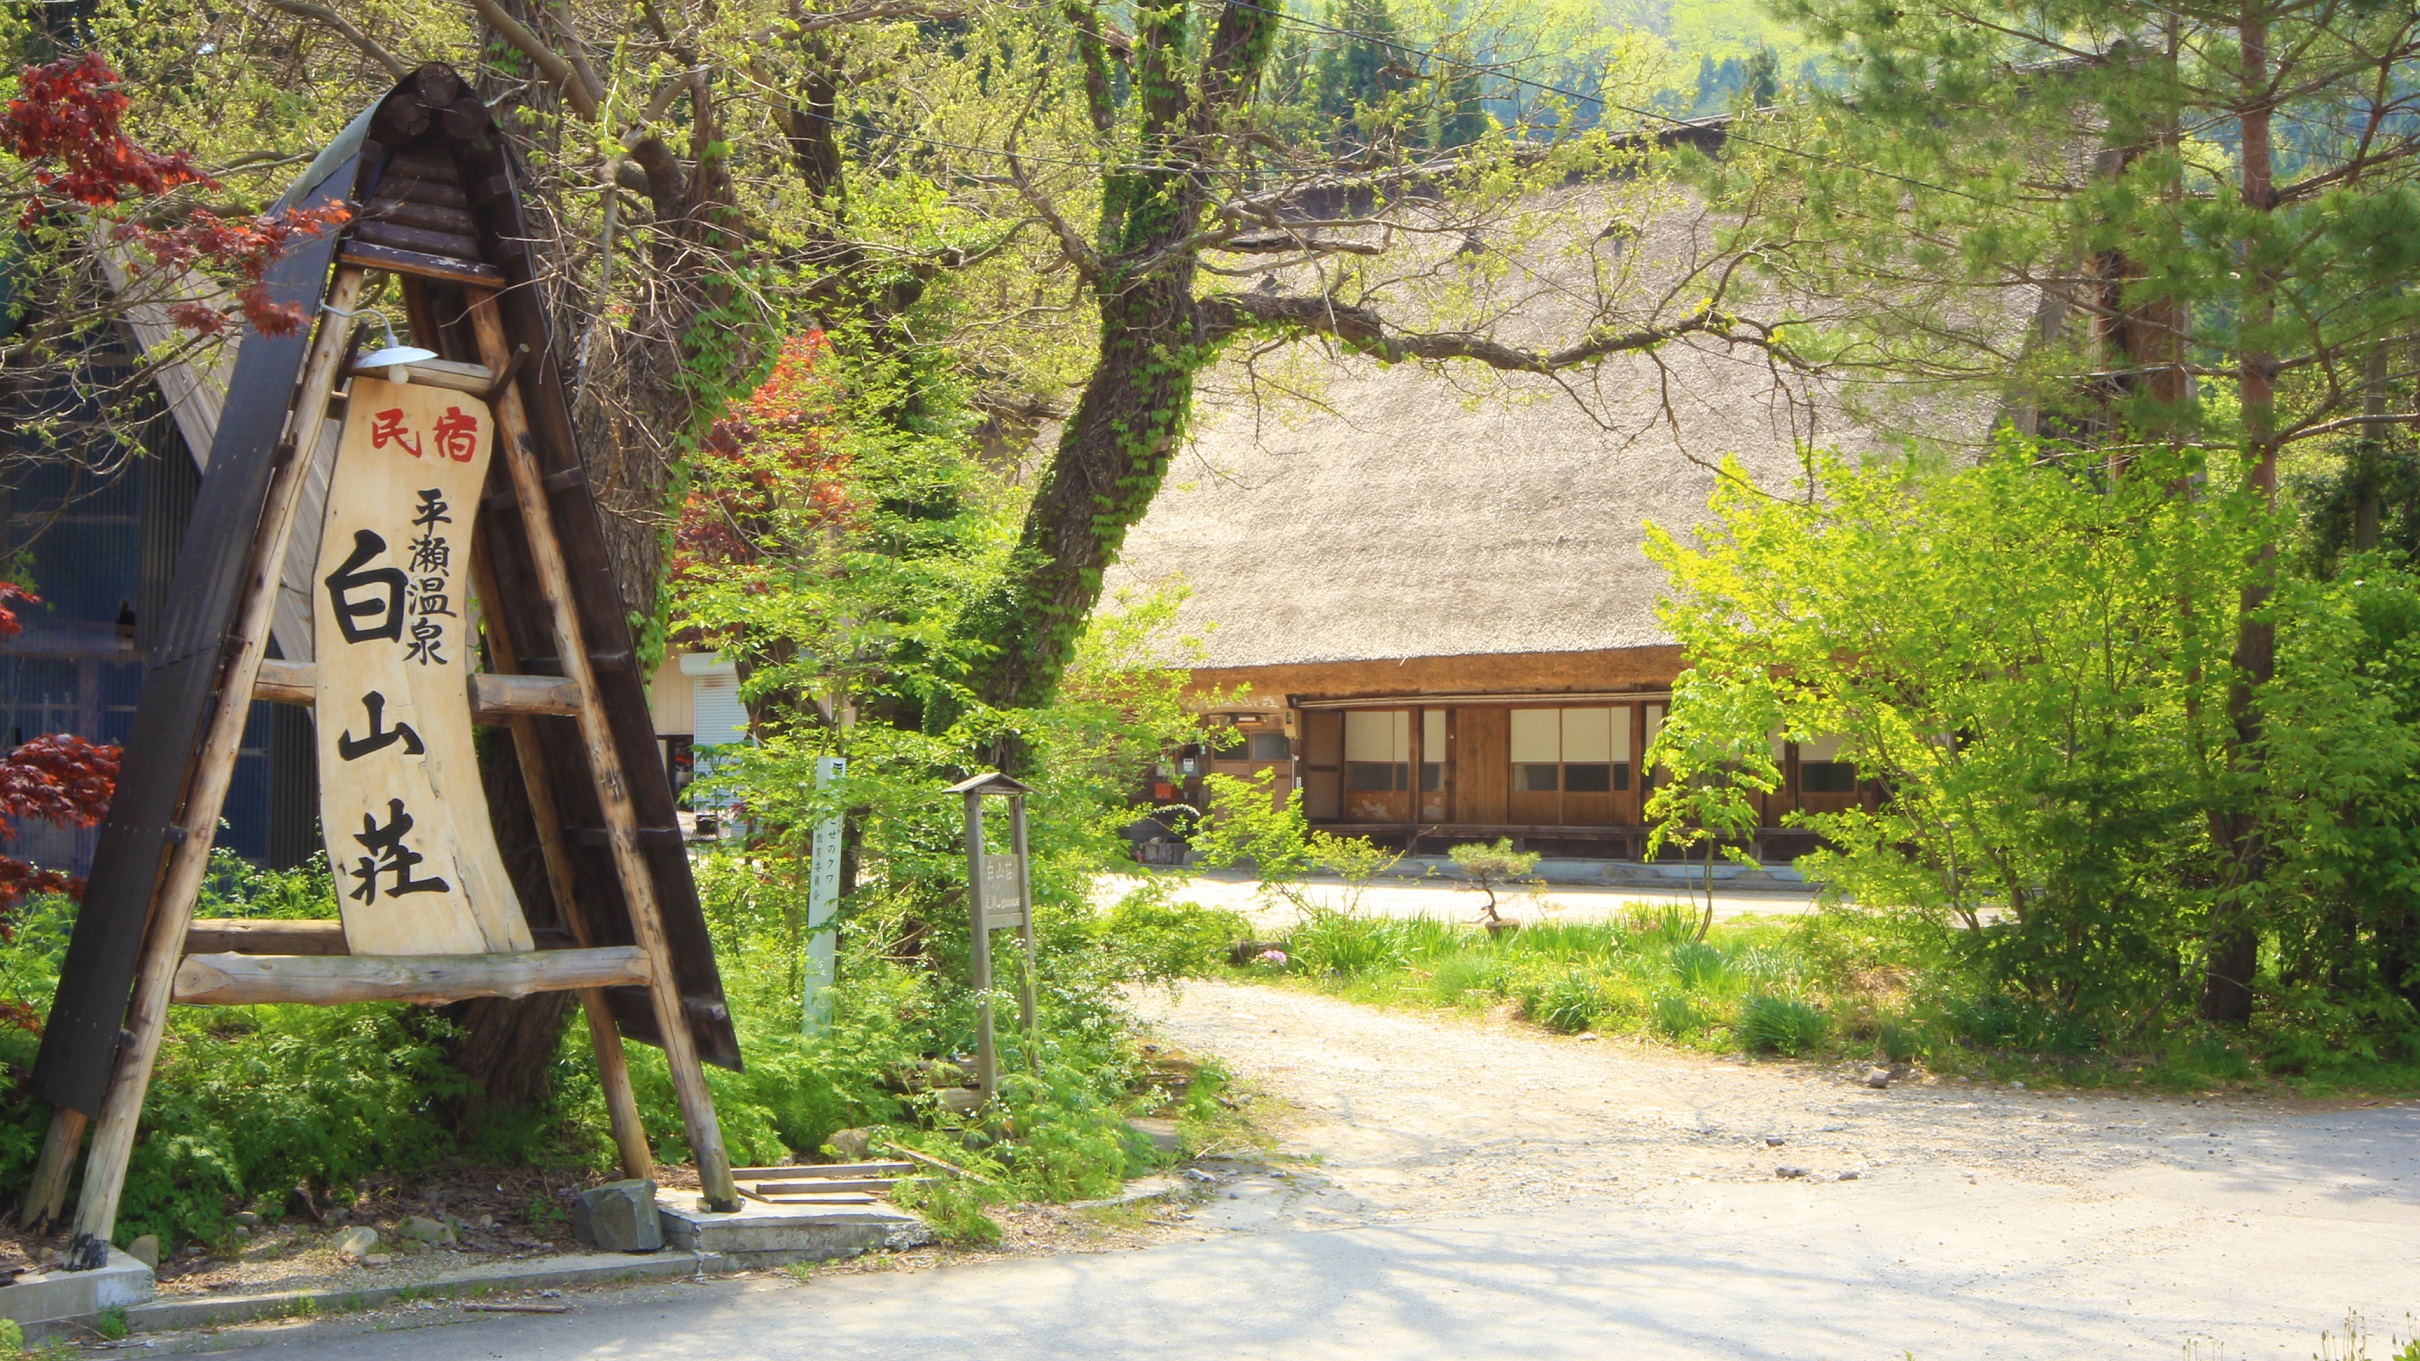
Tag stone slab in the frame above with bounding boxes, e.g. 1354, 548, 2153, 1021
656, 1191, 930, 1258
123, 1249, 720, 1335
0, 1247, 153, 1327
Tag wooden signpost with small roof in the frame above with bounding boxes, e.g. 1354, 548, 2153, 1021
19, 65, 744, 1269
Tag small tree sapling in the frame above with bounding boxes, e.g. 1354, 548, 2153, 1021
1644, 676, 1781, 942
1447, 838, 1541, 935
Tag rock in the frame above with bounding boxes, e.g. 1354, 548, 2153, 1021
823, 1127, 874, 1161
2010, 1080, 2027, 1090
1126, 1117, 1181, 1156
1765, 1136, 1786, 1147
1775, 1166, 1809, 1179
570, 1179, 663, 1254
232, 1211, 263, 1230
1837, 1169, 1862, 1181
363, 1253, 392, 1267
232, 1225, 250, 1239
333, 1226, 379, 1260
399, 1215, 456, 1247
1862, 1067, 1893, 1089
125, 1235, 159, 1270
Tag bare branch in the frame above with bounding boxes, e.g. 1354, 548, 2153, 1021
259, 0, 411, 78
1197, 292, 1803, 374
1215, 232, 1383, 255
795, 1, 966, 33
463, 0, 602, 119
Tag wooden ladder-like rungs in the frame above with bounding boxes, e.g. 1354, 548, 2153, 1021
253, 659, 583, 718
171, 946, 651, 1007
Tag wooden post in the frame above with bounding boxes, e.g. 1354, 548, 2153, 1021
21, 1108, 86, 1230
963, 789, 997, 1103
465, 544, 653, 1183
463, 294, 734, 1211
1009, 794, 1037, 1039
66, 268, 368, 1268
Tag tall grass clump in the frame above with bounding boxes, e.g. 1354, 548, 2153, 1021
1737, 995, 1829, 1055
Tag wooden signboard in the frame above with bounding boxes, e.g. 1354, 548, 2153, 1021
21, 64, 749, 1268
315, 378, 530, 955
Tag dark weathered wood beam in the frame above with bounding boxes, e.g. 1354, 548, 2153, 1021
254, 660, 585, 719
172, 947, 652, 1007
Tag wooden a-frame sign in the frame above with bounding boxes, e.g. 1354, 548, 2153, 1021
22, 65, 744, 1268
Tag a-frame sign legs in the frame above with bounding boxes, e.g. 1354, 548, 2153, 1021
58, 267, 369, 1266
23, 1107, 86, 1230
464, 294, 737, 1211
462, 542, 654, 1184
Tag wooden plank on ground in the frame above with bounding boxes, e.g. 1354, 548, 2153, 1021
730, 1162, 914, 1179
735, 1178, 897, 1195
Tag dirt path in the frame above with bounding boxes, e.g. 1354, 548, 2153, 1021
1132, 980, 2420, 1353
1136, 981, 2319, 1218
221, 984, 2420, 1360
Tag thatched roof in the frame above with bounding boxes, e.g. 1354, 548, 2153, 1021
1110, 192, 1976, 672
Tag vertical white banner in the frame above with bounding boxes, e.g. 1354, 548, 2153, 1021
315, 376, 532, 956
802, 754, 845, 1036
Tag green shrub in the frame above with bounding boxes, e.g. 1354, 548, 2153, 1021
1653, 994, 1703, 1038
1288, 913, 1405, 977
1945, 994, 2100, 1055
1428, 951, 1503, 1005
1667, 941, 1732, 992
1098, 886, 1251, 984
890, 1171, 1004, 1245
1623, 902, 1701, 949
1522, 969, 1603, 1033
1877, 1020, 1928, 1063
998, 1064, 1134, 1201
1737, 995, 1829, 1055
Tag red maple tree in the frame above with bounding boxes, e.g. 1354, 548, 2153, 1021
672, 331, 855, 577
0, 585, 120, 921
4, 52, 350, 337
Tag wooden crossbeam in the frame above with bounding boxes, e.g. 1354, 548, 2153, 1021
342, 356, 495, 395
181, 919, 580, 957
253, 660, 583, 718
171, 947, 651, 1007
183, 919, 349, 956
337, 240, 502, 286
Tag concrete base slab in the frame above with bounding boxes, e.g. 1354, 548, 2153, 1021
0, 1247, 153, 1327
656, 1192, 929, 1260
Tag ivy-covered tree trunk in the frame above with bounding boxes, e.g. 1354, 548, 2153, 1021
959, 0, 1279, 717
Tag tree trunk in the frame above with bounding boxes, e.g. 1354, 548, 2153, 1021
2202, 3, 2277, 1025
960, 270, 1210, 715
957, 0, 1278, 724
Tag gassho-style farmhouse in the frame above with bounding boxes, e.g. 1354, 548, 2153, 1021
1104, 307, 1907, 862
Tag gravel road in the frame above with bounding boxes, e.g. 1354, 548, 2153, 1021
1133, 981, 2420, 1353
219, 981, 2420, 1360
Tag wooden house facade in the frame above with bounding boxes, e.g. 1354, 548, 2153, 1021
1112, 228, 1912, 859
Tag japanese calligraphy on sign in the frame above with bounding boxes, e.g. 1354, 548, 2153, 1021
315, 377, 532, 956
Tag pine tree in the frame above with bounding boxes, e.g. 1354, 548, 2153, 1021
1704, 0, 2420, 1021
